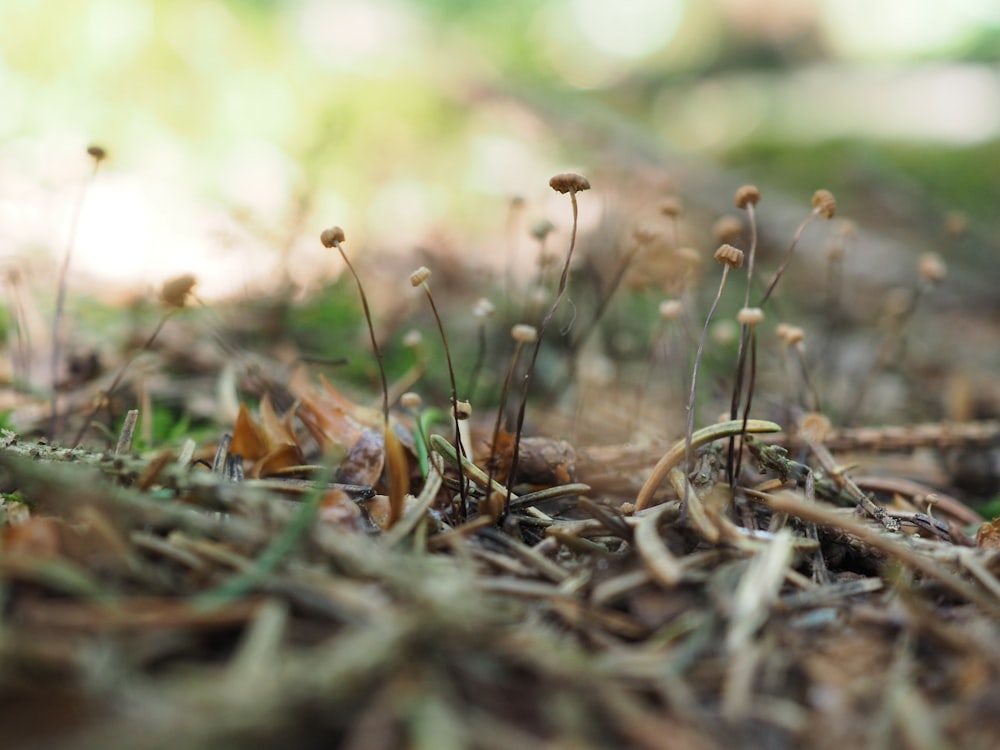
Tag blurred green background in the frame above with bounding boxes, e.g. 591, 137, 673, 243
2, 0, 998, 298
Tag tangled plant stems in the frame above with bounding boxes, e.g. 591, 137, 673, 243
50, 145, 106, 439
321, 226, 405, 527
410, 265, 469, 514
71, 274, 196, 448
728, 188, 835, 483
506, 172, 590, 515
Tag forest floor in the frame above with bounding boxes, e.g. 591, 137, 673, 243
2, 157, 999, 750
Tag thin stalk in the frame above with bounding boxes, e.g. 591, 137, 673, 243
758, 208, 821, 307
684, 265, 732, 489
50, 150, 104, 439
485, 337, 528, 514
322, 228, 402, 527
418, 279, 469, 514
507, 180, 586, 513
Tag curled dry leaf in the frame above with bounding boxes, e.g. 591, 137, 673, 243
295, 375, 384, 462
229, 399, 306, 479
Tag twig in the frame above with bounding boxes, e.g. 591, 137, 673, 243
115, 409, 140, 455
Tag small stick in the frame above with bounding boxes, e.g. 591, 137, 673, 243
115, 409, 140, 455
803, 435, 900, 531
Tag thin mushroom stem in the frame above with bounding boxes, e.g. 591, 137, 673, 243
507, 173, 590, 515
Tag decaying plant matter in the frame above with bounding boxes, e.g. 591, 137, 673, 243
2, 155, 999, 750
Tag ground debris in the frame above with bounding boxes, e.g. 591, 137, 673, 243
2, 412, 999, 750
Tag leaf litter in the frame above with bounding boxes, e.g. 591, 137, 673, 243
1, 167, 999, 750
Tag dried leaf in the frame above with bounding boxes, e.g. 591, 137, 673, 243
254, 443, 307, 479
384, 422, 409, 528
296, 389, 371, 461
259, 393, 298, 446
976, 518, 1000, 551
230, 402, 267, 462
479, 427, 516, 486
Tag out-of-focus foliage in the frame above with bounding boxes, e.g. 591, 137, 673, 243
2, 0, 998, 296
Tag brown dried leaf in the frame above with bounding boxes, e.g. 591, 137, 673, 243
478, 427, 515, 486
976, 518, 1000, 551
254, 443, 307, 479
259, 393, 298, 447
384, 422, 409, 528
230, 402, 267, 461
295, 378, 376, 461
